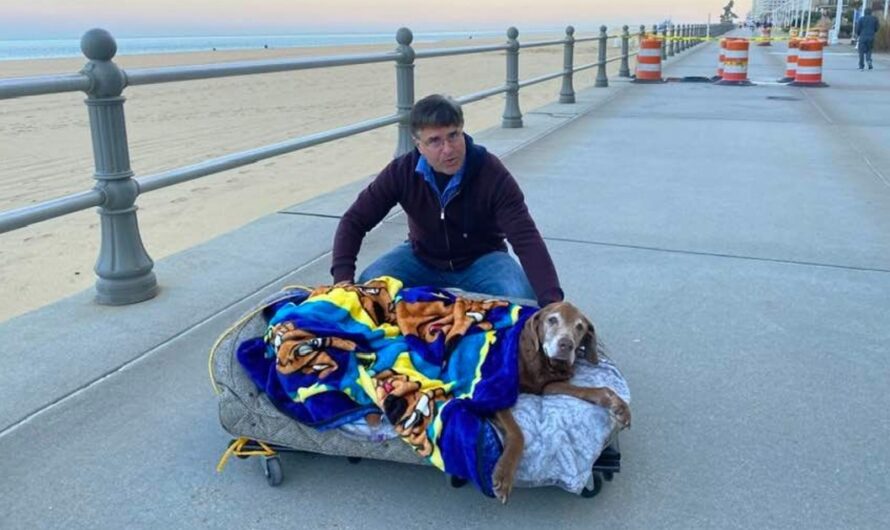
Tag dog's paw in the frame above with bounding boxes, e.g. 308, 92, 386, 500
612, 399, 631, 429
491, 461, 515, 504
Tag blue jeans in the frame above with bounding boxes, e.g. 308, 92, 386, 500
859, 38, 874, 69
358, 242, 536, 301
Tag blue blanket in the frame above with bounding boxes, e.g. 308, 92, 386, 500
237, 277, 536, 497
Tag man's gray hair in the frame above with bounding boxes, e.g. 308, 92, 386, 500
410, 94, 464, 137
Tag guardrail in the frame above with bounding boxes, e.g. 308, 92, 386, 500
0, 22, 725, 306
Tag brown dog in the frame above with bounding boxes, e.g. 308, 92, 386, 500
490, 301, 631, 503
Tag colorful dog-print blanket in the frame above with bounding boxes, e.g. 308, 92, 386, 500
236, 277, 535, 497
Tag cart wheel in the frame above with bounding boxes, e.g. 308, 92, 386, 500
581, 472, 603, 498
263, 456, 283, 487
446, 474, 468, 488
347, 456, 362, 464
603, 471, 614, 482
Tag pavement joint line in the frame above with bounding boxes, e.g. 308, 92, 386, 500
526, 112, 579, 118
545, 236, 890, 275
0, 248, 336, 440
277, 211, 342, 219
797, 86, 890, 189
597, 113, 810, 124
472, 90, 633, 165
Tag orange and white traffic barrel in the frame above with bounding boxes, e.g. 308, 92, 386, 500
759, 27, 772, 46
792, 40, 828, 87
779, 38, 800, 83
634, 37, 665, 83
818, 28, 828, 46
713, 38, 727, 80
717, 39, 753, 85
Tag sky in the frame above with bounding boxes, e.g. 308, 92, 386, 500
0, 0, 755, 39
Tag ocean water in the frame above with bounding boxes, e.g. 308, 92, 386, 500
0, 30, 527, 61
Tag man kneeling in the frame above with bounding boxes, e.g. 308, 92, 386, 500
331, 94, 563, 307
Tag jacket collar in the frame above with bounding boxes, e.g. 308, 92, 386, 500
413, 133, 486, 206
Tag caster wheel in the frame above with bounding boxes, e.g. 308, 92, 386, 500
446, 474, 468, 488
263, 456, 283, 487
603, 471, 614, 482
347, 456, 362, 464
581, 472, 603, 498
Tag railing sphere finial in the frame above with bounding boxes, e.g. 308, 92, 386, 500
396, 27, 413, 46
565, 25, 575, 36
507, 26, 519, 40
81, 28, 117, 61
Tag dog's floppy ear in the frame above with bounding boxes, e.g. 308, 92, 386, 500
580, 316, 598, 363
521, 309, 543, 355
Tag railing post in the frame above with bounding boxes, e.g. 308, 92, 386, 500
661, 25, 668, 61
668, 25, 675, 57
80, 29, 158, 306
595, 25, 609, 88
682, 24, 688, 51
652, 24, 660, 58
502, 26, 522, 128
559, 25, 575, 103
394, 27, 415, 157
619, 25, 631, 77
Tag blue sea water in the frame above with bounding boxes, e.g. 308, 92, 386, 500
0, 31, 521, 61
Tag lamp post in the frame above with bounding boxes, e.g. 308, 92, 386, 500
832, 0, 844, 44
804, 0, 813, 36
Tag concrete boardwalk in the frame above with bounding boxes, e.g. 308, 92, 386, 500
2, 36, 889, 528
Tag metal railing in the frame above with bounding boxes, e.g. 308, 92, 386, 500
0, 22, 722, 306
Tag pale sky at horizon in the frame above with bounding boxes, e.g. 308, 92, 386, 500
1, 1, 755, 39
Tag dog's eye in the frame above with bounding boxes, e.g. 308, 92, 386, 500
547, 316, 558, 325
576, 323, 584, 331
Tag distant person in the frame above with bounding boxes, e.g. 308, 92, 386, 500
855, 8, 880, 70
331, 94, 564, 306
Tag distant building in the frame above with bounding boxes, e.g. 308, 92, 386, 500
752, 0, 843, 22
751, 0, 784, 20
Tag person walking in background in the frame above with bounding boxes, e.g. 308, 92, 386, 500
855, 8, 880, 70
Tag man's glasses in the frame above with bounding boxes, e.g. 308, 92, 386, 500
415, 129, 462, 150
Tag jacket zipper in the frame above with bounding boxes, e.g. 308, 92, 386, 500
440, 190, 461, 271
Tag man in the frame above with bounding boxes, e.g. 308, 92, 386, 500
855, 8, 880, 71
331, 94, 564, 306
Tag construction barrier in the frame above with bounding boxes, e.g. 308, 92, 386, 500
714, 38, 727, 80
717, 39, 752, 85
792, 40, 828, 87
779, 38, 800, 83
758, 27, 772, 46
634, 37, 665, 83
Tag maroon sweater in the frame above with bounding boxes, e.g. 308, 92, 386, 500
331, 136, 563, 305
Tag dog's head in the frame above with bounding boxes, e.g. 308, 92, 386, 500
525, 302, 597, 368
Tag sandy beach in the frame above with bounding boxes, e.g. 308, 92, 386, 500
0, 31, 636, 322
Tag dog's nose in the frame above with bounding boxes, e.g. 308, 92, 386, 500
557, 337, 573, 354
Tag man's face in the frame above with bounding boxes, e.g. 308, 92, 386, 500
414, 125, 466, 176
